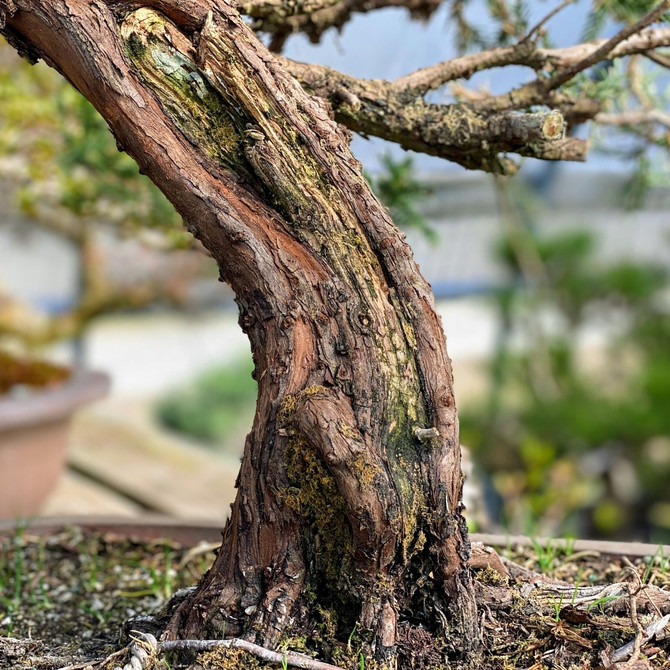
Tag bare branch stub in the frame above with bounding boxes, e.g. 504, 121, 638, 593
97, 0, 670, 170
7, 0, 667, 173
273, 11, 670, 170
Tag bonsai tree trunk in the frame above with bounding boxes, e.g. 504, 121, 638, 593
1, 0, 477, 659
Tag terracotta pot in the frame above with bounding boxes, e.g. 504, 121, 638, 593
0, 371, 110, 519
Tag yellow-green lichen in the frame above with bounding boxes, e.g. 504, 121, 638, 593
279, 387, 358, 607
349, 452, 380, 488
277, 385, 326, 426
284, 435, 353, 588
120, 9, 251, 176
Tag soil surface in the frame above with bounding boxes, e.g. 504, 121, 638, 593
1, 527, 670, 669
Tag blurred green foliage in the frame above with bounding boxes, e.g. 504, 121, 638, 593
460, 225, 670, 541
156, 357, 257, 448
366, 153, 437, 244
3, 0, 670, 537
0, 43, 186, 243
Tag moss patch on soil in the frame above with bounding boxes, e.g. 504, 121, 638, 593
2, 527, 670, 669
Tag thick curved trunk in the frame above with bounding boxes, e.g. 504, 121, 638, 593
2, 0, 478, 662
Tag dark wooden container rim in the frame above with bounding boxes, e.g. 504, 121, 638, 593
0, 516, 668, 559
0, 371, 111, 431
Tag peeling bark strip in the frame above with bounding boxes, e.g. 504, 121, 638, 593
1, 0, 478, 661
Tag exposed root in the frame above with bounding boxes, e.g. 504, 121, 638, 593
77, 633, 347, 670
10, 531, 670, 670
500, 554, 670, 615
610, 614, 670, 665
161, 638, 346, 670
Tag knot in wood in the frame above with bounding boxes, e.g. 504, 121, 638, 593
437, 393, 453, 407
357, 312, 371, 328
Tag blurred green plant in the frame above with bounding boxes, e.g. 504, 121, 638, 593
460, 221, 670, 541
0, 44, 184, 242
0, 42, 208, 351
366, 153, 437, 244
156, 357, 257, 448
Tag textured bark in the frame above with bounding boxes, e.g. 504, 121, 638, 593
1, 0, 477, 663
283, 58, 587, 173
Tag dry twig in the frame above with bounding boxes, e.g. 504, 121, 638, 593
614, 565, 645, 668
521, 0, 575, 43
160, 638, 346, 670
610, 614, 670, 665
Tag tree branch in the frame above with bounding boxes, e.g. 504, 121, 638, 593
645, 49, 670, 68
239, 0, 444, 46
107, 0, 209, 31
545, 27, 670, 68
393, 25, 670, 97
521, 0, 575, 43
392, 41, 540, 96
470, 0, 670, 114
596, 109, 670, 129
4, 0, 664, 177
283, 58, 586, 173
544, 0, 670, 90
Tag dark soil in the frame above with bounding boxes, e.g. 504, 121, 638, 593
1, 527, 670, 669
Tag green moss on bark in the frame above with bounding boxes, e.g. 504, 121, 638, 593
120, 9, 251, 177
279, 388, 355, 603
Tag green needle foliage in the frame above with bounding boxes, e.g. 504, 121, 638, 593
156, 357, 257, 448
366, 153, 437, 244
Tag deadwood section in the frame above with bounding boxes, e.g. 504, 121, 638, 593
0, 0, 477, 661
